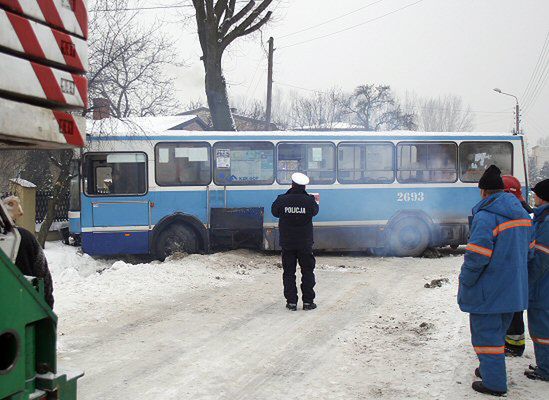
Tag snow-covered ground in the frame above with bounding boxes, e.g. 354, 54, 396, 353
44, 242, 546, 399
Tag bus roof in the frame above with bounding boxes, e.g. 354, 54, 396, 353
87, 116, 520, 141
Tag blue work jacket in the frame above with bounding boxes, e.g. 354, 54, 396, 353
529, 203, 549, 310
458, 192, 532, 314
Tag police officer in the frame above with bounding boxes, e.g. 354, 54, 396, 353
458, 165, 532, 396
502, 175, 534, 357
271, 173, 319, 311
525, 179, 549, 381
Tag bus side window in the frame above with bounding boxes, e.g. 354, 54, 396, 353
459, 142, 513, 182
213, 142, 274, 186
397, 142, 457, 183
83, 152, 147, 196
155, 142, 211, 186
277, 142, 336, 184
338, 143, 394, 184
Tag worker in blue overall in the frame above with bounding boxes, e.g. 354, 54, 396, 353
458, 165, 532, 396
525, 179, 549, 382
502, 175, 533, 357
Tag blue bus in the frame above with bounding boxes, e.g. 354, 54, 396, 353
69, 120, 528, 258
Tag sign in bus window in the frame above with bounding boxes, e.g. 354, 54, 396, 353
84, 152, 147, 196
155, 143, 211, 186
459, 142, 513, 182
338, 143, 395, 184
213, 142, 274, 185
397, 143, 457, 183
277, 143, 336, 184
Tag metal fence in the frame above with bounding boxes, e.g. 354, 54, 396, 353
35, 191, 70, 223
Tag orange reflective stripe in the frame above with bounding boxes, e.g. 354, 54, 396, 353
466, 243, 493, 257
474, 346, 505, 354
532, 337, 549, 345
530, 240, 536, 249
492, 219, 532, 236
535, 243, 549, 255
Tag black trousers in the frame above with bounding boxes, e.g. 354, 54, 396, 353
505, 311, 525, 354
281, 248, 316, 304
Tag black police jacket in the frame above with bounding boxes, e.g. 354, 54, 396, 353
271, 187, 319, 249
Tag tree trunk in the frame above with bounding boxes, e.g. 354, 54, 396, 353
204, 52, 236, 131
36, 151, 73, 248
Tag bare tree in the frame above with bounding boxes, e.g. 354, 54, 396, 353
0, 150, 26, 192
342, 84, 416, 131
288, 89, 346, 130
88, 0, 180, 117
191, 0, 275, 131
35, 150, 74, 248
405, 93, 474, 132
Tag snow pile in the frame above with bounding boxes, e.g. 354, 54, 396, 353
45, 243, 278, 342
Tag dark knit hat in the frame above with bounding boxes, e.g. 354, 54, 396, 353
532, 179, 549, 201
478, 165, 504, 190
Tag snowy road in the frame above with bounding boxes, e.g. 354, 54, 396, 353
45, 243, 545, 399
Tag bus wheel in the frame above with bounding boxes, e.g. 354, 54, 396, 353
387, 218, 430, 257
156, 224, 199, 261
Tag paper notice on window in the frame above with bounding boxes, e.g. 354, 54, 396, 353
216, 149, 231, 168
312, 147, 323, 162
475, 152, 490, 166
158, 148, 170, 163
175, 148, 189, 158
188, 147, 209, 162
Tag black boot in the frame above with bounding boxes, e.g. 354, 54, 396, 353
472, 381, 506, 396
475, 367, 482, 379
286, 303, 297, 311
525, 367, 549, 381
303, 302, 317, 310
505, 343, 524, 357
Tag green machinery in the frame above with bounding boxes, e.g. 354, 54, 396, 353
0, 204, 82, 400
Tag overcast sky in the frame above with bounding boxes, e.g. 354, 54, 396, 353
131, 0, 548, 143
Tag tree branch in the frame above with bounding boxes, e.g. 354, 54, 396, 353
214, 0, 229, 21
222, 1, 273, 49
219, 0, 255, 36
240, 11, 272, 36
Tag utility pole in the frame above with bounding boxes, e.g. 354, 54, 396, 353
265, 37, 274, 131
515, 103, 520, 135
493, 88, 520, 134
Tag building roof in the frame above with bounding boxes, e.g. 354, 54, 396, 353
178, 107, 278, 131
87, 115, 208, 136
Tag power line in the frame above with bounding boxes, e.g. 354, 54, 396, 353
278, 0, 388, 39
521, 31, 549, 103
522, 31, 549, 111
92, 1, 249, 12
523, 53, 549, 112
279, 0, 426, 50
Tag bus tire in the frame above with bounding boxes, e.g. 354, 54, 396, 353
387, 218, 430, 257
155, 224, 199, 261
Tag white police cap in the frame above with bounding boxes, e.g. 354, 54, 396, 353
291, 172, 310, 186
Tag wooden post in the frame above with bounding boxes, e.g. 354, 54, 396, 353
9, 178, 37, 233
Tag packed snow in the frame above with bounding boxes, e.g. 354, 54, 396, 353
44, 242, 546, 399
